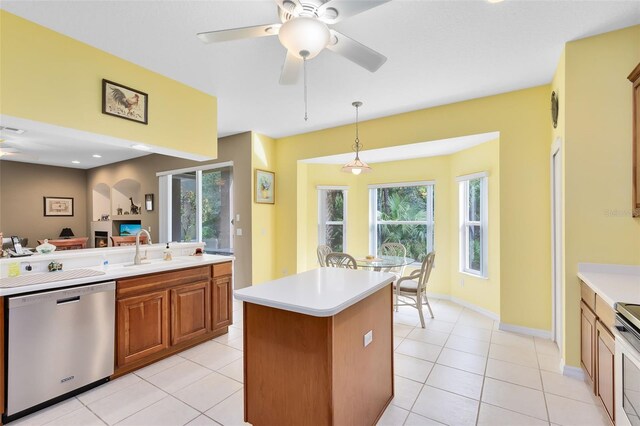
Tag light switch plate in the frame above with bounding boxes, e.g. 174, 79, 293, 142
364, 330, 373, 347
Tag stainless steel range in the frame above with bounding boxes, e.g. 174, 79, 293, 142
615, 303, 640, 426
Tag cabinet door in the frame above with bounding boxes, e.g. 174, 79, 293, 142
596, 321, 615, 423
581, 301, 596, 383
171, 280, 211, 345
212, 276, 233, 330
117, 290, 169, 366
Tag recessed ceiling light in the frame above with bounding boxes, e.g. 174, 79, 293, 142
0, 126, 25, 134
92, 154, 102, 158
132, 144, 151, 151
487, 0, 504, 3
72, 160, 80, 164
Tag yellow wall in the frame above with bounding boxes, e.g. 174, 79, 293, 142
449, 140, 501, 315
251, 132, 277, 284
0, 11, 217, 158
302, 157, 453, 298
275, 86, 550, 331
562, 25, 640, 366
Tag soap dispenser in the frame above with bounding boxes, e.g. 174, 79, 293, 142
163, 243, 173, 261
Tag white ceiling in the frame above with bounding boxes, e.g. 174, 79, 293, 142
1, 0, 639, 152
301, 131, 499, 164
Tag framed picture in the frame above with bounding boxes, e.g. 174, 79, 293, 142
255, 169, 275, 204
102, 79, 148, 124
44, 197, 74, 217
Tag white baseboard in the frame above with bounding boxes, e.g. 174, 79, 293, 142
426, 293, 500, 321
450, 296, 500, 321
498, 322, 552, 340
427, 292, 554, 341
561, 360, 586, 380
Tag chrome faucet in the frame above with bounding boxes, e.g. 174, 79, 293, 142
134, 229, 152, 265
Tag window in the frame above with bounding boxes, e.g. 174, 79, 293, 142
458, 172, 488, 277
318, 186, 347, 252
158, 162, 233, 254
369, 182, 435, 261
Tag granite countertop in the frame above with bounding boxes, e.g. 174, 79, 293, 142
234, 267, 395, 317
578, 263, 640, 309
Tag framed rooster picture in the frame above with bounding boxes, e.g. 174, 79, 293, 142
102, 79, 148, 124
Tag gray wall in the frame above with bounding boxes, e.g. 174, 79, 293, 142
0, 161, 88, 246
85, 132, 253, 289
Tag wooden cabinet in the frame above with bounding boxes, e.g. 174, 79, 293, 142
628, 62, 640, 217
171, 281, 211, 345
581, 301, 596, 383
212, 262, 233, 331
580, 280, 615, 424
115, 262, 233, 376
596, 321, 615, 422
212, 276, 232, 330
117, 290, 170, 366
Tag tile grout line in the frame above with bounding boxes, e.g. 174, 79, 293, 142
473, 319, 494, 426
533, 337, 553, 426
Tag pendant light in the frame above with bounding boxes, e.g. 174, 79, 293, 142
342, 101, 372, 175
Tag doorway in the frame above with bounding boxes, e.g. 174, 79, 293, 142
551, 138, 563, 350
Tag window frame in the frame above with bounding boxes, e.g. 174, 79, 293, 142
317, 186, 348, 252
368, 181, 435, 262
457, 172, 488, 278
157, 161, 234, 253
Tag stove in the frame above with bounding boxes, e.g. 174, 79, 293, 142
615, 303, 640, 426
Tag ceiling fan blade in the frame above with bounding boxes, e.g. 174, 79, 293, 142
274, 0, 302, 16
197, 23, 281, 44
279, 51, 303, 85
318, 0, 391, 24
326, 30, 387, 72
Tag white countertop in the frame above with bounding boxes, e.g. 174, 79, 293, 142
234, 267, 395, 317
578, 263, 640, 308
0, 245, 234, 296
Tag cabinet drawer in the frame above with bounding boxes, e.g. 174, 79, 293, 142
118, 266, 211, 298
581, 281, 596, 311
213, 262, 232, 278
595, 294, 615, 331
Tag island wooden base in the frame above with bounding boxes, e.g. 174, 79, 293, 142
243, 285, 394, 426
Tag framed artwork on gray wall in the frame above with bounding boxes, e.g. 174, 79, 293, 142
43, 197, 74, 217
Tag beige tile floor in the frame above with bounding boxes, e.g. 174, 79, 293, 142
12, 299, 609, 426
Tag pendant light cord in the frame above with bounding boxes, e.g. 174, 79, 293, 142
303, 56, 308, 122
353, 102, 361, 157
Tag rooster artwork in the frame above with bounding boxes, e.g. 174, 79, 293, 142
102, 79, 148, 124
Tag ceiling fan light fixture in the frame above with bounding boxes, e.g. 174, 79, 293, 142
278, 17, 330, 59
342, 101, 372, 175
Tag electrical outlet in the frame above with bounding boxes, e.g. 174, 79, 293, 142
364, 330, 373, 347
236, 228, 243, 236
459, 279, 465, 287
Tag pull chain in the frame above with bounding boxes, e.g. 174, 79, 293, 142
303, 55, 308, 121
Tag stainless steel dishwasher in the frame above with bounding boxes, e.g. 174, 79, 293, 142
6, 281, 115, 419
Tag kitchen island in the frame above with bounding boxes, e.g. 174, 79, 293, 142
235, 267, 395, 426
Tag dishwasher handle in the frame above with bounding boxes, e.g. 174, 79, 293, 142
9, 281, 115, 309
56, 296, 80, 305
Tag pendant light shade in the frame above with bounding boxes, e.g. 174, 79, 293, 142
342, 101, 372, 175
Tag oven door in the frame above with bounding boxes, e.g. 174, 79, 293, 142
615, 320, 640, 426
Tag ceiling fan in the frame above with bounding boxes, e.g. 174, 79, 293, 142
197, 0, 390, 85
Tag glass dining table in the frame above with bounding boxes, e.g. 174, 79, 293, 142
356, 255, 415, 272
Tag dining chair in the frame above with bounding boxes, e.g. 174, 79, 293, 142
325, 252, 358, 269
379, 243, 408, 299
394, 251, 435, 328
317, 244, 332, 267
